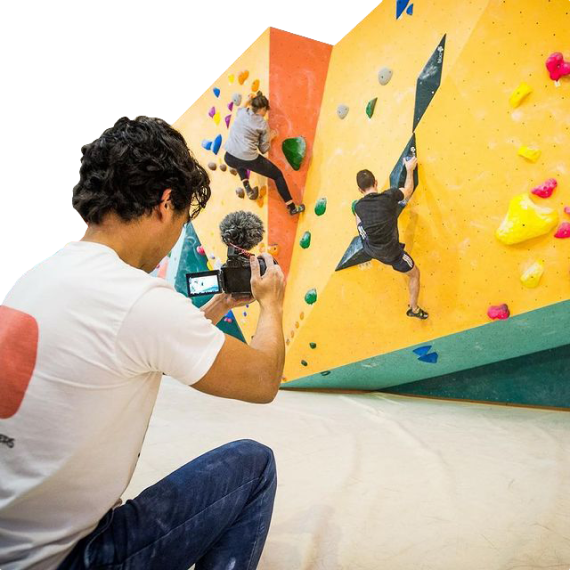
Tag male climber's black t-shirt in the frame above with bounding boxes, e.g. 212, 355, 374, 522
354, 188, 405, 262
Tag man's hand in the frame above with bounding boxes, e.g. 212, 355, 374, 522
250, 254, 285, 309
219, 293, 253, 310
404, 156, 418, 172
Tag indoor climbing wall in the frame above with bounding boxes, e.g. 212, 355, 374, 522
170, 0, 570, 407
171, 28, 331, 343
279, 0, 570, 398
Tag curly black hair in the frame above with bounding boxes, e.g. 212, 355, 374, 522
72, 116, 211, 224
219, 211, 264, 250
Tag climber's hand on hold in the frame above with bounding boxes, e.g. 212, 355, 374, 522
404, 156, 418, 172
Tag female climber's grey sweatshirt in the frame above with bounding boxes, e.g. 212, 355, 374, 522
224, 107, 270, 161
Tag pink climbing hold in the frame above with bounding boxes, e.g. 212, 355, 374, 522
227, 101, 234, 111
487, 304, 510, 320
224, 114, 231, 128
554, 222, 570, 239
196, 245, 206, 255
531, 178, 557, 198
208, 106, 216, 118
564, 206, 570, 216
546, 52, 570, 81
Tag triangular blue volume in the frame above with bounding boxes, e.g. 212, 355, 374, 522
418, 352, 439, 364
413, 345, 432, 357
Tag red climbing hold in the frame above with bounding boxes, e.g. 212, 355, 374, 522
554, 222, 570, 239
531, 178, 557, 198
196, 245, 206, 255
487, 304, 510, 320
546, 52, 570, 81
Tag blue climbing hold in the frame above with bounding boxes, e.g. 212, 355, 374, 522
213, 87, 220, 97
396, 0, 411, 18
406, 3, 414, 15
212, 134, 222, 155
413, 345, 432, 357
202, 139, 213, 151
418, 352, 438, 364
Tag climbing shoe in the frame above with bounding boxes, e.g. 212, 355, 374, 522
407, 306, 429, 320
245, 185, 259, 200
288, 204, 305, 216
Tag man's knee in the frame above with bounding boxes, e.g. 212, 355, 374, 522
228, 439, 276, 477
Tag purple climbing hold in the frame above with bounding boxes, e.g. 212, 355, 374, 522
227, 101, 234, 111
413, 345, 432, 357
406, 3, 414, 15
224, 115, 232, 129
213, 87, 220, 98
243, 311, 247, 317
202, 139, 212, 151
208, 106, 216, 118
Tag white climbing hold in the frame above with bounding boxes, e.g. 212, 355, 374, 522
378, 67, 393, 85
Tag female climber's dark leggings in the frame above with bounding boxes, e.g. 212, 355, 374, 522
224, 152, 293, 203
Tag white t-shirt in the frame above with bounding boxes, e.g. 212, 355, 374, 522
0, 241, 225, 570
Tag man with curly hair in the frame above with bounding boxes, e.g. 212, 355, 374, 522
0, 117, 286, 570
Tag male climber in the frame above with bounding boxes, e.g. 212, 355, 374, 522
354, 156, 428, 319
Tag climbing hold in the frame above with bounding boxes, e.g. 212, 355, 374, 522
212, 134, 222, 155
208, 106, 216, 118
518, 146, 541, 162
314, 197, 327, 216
531, 178, 557, 199
243, 312, 247, 317
213, 87, 220, 98
256, 197, 264, 208
309, 342, 317, 349
224, 114, 232, 128
301, 360, 308, 367
554, 222, 570, 239
509, 82, 532, 108
487, 304, 510, 320
227, 101, 234, 112
351, 200, 358, 215
258, 243, 266, 253
196, 245, 206, 256
304, 288, 318, 305
228, 74, 235, 84
201, 139, 213, 151
258, 185, 267, 198
232, 93, 242, 106
406, 4, 414, 15
337, 104, 349, 119
235, 187, 245, 199
321, 371, 331, 376
268, 244, 280, 256
229, 168, 238, 176
396, 0, 411, 19
366, 98, 378, 118
520, 261, 544, 288
496, 194, 559, 245
290, 330, 295, 338
300, 312, 305, 320
295, 321, 299, 329
220, 164, 227, 172
207, 162, 217, 171
412, 345, 432, 357
213, 112, 221, 126
300, 231, 312, 249
418, 352, 438, 364
238, 70, 249, 85
564, 206, 570, 216
251, 79, 260, 92
282, 137, 306, 171
286, 339, 290, 346
378, 67, 393, 85
546, 52, 570, 82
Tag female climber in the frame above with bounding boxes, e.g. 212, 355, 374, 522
224, 91, 305, 215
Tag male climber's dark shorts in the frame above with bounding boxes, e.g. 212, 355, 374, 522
383, 250, 415, 273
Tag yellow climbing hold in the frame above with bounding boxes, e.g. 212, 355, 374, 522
517, 146, 541, 162
251, 79, 260, 92
509, 82, 532, 108
228, 74, 235, 84
520, 261, 544, 288
496, 194, 559, 245
213, 112, 221, 126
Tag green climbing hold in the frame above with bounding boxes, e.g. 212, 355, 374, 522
366, 97, 378, 118
321, 370, 331, 376
300, 231, 312, 249
351, 200, 358, 215
309, 342, 317, 349
305, 288, 317, 305
314, 197, 327, 216
282, 137, 306, 171
301, 360, 308, 367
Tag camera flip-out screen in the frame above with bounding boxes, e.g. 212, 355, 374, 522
186, 271, 222, 297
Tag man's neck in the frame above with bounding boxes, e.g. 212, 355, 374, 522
362, 188, 377, 197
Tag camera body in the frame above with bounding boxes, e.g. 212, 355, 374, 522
186, 246, 268, 297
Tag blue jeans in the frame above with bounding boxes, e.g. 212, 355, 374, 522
57, 440, 277, 570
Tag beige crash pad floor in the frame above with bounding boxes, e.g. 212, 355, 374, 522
123, 377, 570, 569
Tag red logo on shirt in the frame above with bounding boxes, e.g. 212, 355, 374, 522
0, 306, 39, 419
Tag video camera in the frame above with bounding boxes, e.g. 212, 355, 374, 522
186, 211, 270, 297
